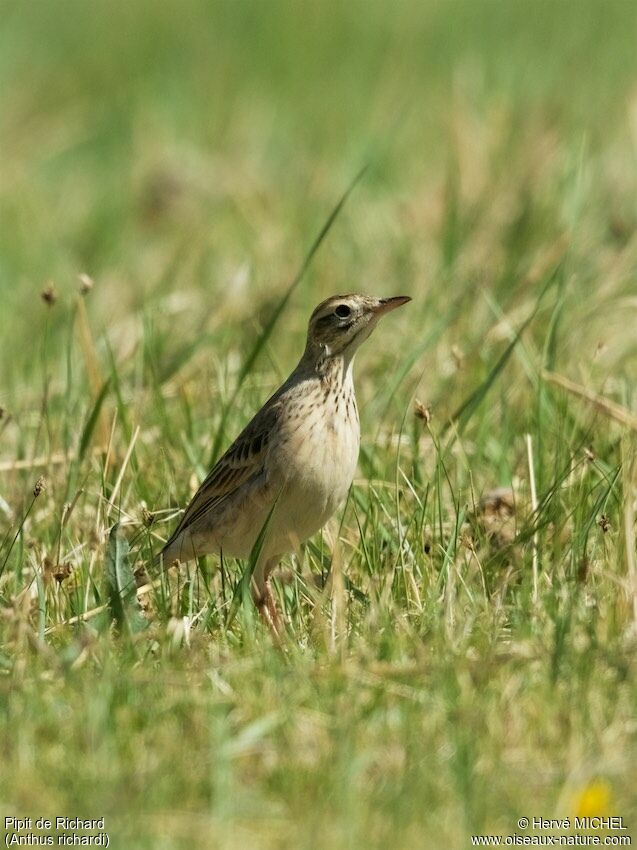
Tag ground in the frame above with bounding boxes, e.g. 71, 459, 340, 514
0, 1, 636, 848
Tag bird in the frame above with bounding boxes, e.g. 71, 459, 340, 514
160, 293, 411, 633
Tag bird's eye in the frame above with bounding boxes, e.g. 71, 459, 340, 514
334, 305, 351, 319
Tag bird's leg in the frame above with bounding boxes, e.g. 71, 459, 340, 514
252, 556, 283, 639
255, 578, 282, 638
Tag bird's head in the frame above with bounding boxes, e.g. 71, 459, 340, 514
304, 293, 411, 365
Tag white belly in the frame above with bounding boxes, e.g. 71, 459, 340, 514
268, 400, 360, 551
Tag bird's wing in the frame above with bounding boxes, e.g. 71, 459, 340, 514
161, 402, 281, 554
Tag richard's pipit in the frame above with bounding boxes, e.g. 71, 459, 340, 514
162, 293, 410, 632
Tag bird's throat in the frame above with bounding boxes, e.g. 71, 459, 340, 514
316, 350, 354, 385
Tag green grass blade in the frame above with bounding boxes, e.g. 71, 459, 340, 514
105, 523, 147, 635
78, 378, 111, 463
443, 273, 558, 440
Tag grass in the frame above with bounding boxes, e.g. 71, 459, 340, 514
1, 0, 637, 847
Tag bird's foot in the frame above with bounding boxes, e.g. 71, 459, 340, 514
254, 579, 284, 641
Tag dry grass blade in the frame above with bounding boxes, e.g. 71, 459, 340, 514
543, 371, 637, 431
106, 425, 140, 519
0, 446, 107, 472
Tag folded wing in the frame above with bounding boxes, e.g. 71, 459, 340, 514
161, 402, 280, 556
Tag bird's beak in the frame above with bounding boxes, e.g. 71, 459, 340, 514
373, 296, 412, 317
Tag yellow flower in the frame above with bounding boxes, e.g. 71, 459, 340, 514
573, 780, 612, 818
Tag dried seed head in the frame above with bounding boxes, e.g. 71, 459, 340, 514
598, 514, 611, 533
53, 562, 72, 584
41, 282, 57, 306
414, 399, 432, 424
78, 273, 94, 295
43, 557, 72, 584
141, 507, 155, 528
584, 446, 595, 462
33, 476, 46, 497
460, 532, 475, 551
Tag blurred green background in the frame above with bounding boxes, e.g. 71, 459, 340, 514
2, 0, 637, 373
3, 0, 637, 462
